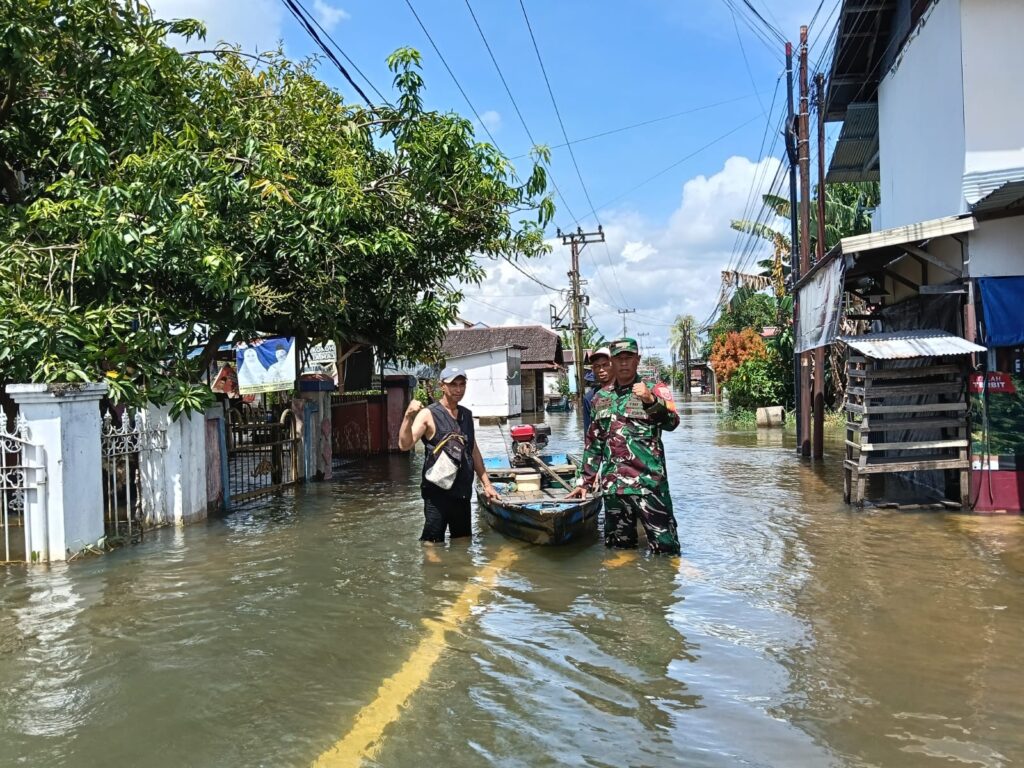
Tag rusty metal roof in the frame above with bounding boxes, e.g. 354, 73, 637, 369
840, 330, 985, 359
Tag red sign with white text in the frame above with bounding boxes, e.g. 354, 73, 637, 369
969, 372, 1017, 395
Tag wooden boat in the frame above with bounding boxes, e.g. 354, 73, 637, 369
477, 452, 600, 545
544, 395, 573, 413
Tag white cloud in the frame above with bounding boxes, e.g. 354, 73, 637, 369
478, 110, 502, 134
621, 241, 657, 264
313, 0, 350, 32
460, 155, 785, 361
148, 0, 285, 53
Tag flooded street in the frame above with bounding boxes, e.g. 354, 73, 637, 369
2, 401, 1024, 767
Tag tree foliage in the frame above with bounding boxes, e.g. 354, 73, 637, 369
0, 0, 552, 413
727, 352, 789, 411
709, 328, 767, 385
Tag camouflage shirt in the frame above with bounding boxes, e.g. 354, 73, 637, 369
578, 375, 679, 496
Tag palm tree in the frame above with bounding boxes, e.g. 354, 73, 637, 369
669, 314, 699, 397
730, 182, 880, 297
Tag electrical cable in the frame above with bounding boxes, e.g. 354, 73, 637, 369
284, 0, 389, 104
571, 114, 762, 226
281, 0, 373, 104
403, 0, 500, 147
462, 0, 581, 226
518, 0, 630, 309
507, 91, 769, 160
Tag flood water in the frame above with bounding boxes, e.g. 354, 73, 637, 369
2, 401, 1023, 767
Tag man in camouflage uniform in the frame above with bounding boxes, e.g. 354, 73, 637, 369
567, 337, 680, 554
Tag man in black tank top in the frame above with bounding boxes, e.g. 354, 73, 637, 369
398, 366, 500, 543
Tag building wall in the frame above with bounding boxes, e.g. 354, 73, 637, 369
451, 349, 514, 418
960, 0, 1024, 180
968, 218, 1024, 278
875, 0, 965, 230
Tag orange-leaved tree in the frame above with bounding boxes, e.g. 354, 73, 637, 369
709, 329, 767, 384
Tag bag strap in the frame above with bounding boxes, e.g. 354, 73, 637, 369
428, 402, 463, 437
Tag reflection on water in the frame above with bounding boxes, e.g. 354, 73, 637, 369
0, 400, 1022, 767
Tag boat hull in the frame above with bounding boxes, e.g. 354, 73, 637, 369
477, 492, 600, 546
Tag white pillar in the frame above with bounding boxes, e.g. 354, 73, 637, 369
7, 383, 107, 562
140, 405, 208, 526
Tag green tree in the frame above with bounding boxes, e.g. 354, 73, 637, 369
560, 327, 606, 356
669, 313, 698, 394
0, 0, 553, 413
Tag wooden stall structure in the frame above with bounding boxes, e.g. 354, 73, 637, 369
843, 331, 985, 509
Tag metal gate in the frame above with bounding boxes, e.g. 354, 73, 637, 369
101, 412, 165, 543
1, 412, 45, 563
227, 408, 299, 504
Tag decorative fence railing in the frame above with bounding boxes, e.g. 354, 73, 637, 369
101, 413, 166, 543
1, 412, 45, 563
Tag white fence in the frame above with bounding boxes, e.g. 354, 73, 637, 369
0, 412, 46, 563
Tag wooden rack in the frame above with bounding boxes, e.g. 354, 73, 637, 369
844, 355, 969, 508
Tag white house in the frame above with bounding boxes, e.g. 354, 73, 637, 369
443, 326, 565, 414
441, 344, 523, 418
802, 0, 1024, 511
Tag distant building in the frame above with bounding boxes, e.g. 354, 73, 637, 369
442, 326, 565, 414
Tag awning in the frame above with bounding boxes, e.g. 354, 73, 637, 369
978, 276, 1024, 347
521, 362, 560, 371
793, 215, 977, 352
840, 330, 985, 360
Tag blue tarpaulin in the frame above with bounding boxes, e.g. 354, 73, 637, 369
979, 277, 1024, 347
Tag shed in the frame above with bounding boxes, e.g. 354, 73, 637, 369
843, 330, 985, 509
443, 326, 564, 412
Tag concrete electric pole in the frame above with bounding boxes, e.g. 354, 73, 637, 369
558, 226, 605, 403
617, 308, 636, 336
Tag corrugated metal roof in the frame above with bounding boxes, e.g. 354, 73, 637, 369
968, 178, 1024, 215
840, 330, 985, 359
826, 102, 880, 183
963, 166, 1024, 206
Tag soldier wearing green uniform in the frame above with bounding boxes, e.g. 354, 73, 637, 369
567, 337, 680, 554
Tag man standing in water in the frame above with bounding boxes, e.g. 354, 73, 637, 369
568, 338, 680, 554
582, 346, 613, 435
398, 367, 500, 544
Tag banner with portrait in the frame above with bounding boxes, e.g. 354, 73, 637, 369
236, 337, 296, 394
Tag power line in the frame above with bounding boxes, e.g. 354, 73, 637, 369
281, 0, 373, 104
509, 91, 769, 160
517, 0, 630, 310
403, 0, 500, 147
571, 114, 762, 224
500, 255, 562, 293
731, 11, 768, 116
462, 0, 580, 226
463, 295, 543, 323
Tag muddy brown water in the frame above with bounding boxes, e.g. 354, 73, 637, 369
1, 401, 1023, 767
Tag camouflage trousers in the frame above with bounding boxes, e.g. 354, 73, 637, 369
603, 492, 680, 555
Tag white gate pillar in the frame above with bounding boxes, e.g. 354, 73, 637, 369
7, 383, 107, 562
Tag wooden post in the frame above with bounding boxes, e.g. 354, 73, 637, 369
798, 26, 812, 457
812, 72, 827, 459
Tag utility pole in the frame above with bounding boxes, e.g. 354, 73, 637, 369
559, 226, 605, 404
617, 308, 636, 336
785, 40, 802, 456
637, 332, 650, 355
797, 25, 812, 458
813, 72, 827, 460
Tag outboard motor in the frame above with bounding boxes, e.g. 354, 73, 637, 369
509, 424, 550, 466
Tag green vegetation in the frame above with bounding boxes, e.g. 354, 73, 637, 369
709, 183, 879, 420
0, 0, 552, 414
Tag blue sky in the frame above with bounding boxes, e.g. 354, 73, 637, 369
153, 0, 840, 361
